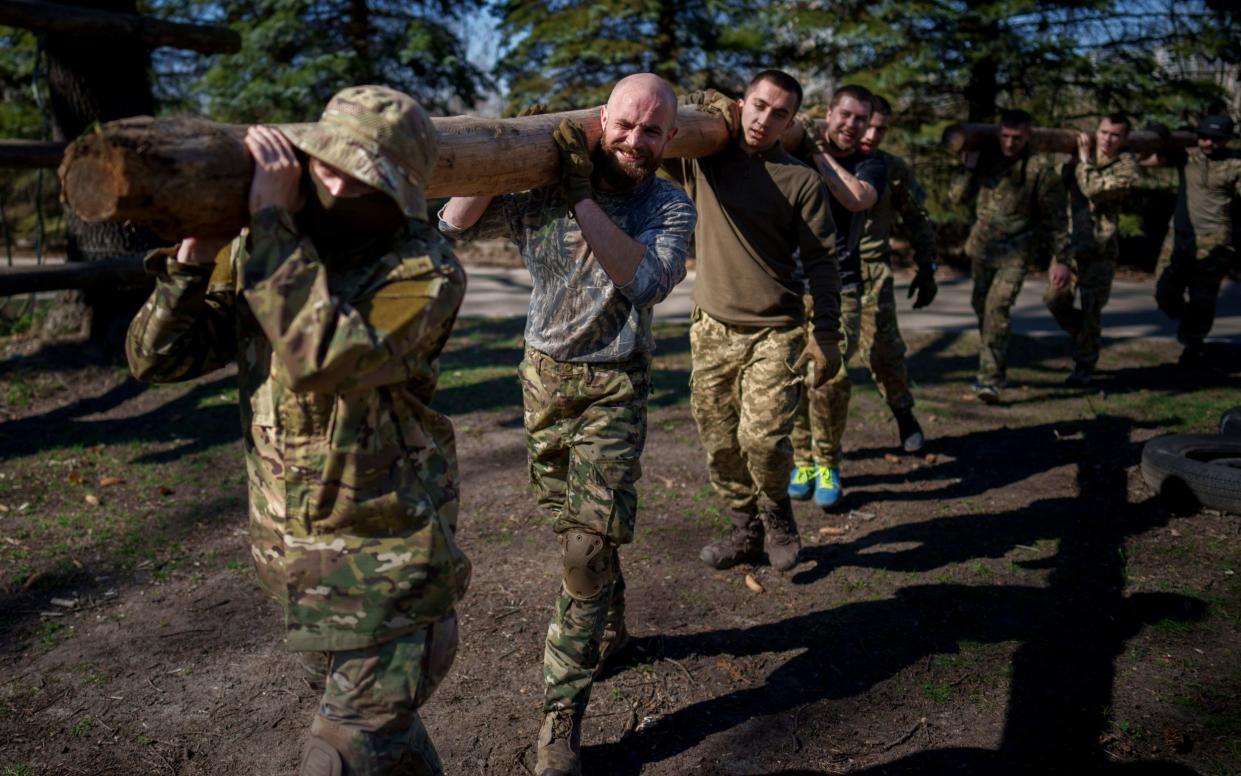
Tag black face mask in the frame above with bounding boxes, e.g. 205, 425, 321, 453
296, 164, 408, 267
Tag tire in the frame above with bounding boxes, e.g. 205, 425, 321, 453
1220, 407, 1241, 437
1142, 434, 1241, 514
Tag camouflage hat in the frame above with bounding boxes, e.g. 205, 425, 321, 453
278, 85, 437, 221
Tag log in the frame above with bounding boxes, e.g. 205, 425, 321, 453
0, 0, 241, 55
941, 122, 1197, 156
60, 109, 818, 240
0, 254, 147, 297
0, 140, 68, 169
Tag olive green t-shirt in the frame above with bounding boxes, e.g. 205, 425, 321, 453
663, 140, 841, 342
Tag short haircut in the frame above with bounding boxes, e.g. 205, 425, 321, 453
830, 84, 874, 111
871, 94, 893, 117
1101, 111, 1131, 132
746, 69, 804, 112
999, 108, 1033, 129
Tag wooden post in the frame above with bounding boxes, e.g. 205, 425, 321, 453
0, 140, 68, 169
0, 0, 241, 54
941, 122, 1197, 156
60, 109, 822, 239
0, 255, 147, 297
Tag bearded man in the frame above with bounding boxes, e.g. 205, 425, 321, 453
439, 73, 695, 776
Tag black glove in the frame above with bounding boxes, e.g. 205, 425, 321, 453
907, 266, 938, 309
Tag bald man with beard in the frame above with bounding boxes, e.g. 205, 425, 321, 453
440, 73, 695, 776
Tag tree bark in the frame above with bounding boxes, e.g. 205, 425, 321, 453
60, 108, 820, 239
942, 122, 1198, 155
0, 0, 240, 53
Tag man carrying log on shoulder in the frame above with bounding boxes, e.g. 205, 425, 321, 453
1150, 113, 1241, 367
126, 85, 471, 776
662, 70, 842, 574
439, 73, 695, 776
948, 108, 1070, 404
788, 88, 937, 509
1044, 112, 1141, 386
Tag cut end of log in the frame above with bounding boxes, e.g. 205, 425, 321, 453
60, 149, 122, 223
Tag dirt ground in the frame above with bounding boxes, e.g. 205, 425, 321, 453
1, 319, 1239, 776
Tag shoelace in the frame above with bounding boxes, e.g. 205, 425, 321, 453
791, 466, 816, 485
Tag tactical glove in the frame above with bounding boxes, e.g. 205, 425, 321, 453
796, 112, 828, 156
515, 102, 549, 118
793, 333, 844, 389
552, 118, 594, 206
907, 266, 938, 309
685, 89, 739, 137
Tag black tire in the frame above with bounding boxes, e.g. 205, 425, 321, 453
1220, 407, 1241, 437
1142, 434, 1241, 514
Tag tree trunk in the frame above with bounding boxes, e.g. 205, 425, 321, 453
60, 107, 820, 240
41, 0, 165, 353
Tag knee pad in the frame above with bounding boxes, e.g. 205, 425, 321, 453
299, 734, 344, 776
560, 529, 613, 601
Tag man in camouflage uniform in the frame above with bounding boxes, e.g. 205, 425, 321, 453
663, 71, 842, 572
1043, 112, 1140, 385
949, 108, 1070, 404
1153, 113, 1241, 366
790, 93, 938, 507
126, 86, 470, 776
439, 73, 694, 776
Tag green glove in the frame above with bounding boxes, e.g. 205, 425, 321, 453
552, 117, 594, 206
515, 102, 548, 118
907, 266, 938, 309
686, 88, 739, 137
796, 112, 827, 155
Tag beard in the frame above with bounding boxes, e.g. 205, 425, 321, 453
592, 140, 657, 193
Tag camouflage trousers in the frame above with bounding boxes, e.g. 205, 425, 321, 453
518, 346, 648, 715
1155, 246, 1234, 347
1042, 259, 1115, 370
689, 306, 805, 513
297, 614, 458, 775
971, 252, 1029, 386
792, 262, 914, 469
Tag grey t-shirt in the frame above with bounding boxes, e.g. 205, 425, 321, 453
438, 177, 695, 363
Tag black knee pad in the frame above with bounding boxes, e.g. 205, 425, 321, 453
560, 529, 613, 601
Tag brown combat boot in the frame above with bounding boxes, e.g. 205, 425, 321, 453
699, 510, 763, 569
760, 499, 802, 571
536, 707, 582, 776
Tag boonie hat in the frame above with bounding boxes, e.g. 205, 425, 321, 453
279, 85, 437, 221
1196, 114, 1235, 140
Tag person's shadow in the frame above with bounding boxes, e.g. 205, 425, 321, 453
584, 414, 1206, 774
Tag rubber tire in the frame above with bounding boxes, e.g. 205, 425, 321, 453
1141, 434, 1241, 514
1220, 406, 1241, 437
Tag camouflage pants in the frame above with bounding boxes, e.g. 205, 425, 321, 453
971, 253, 1029, 386
298, 615, 458, 775
792, 262, 914, 469
518, 347, 648, 715
689, 306, 805, 513
1155, 246, 1234, 347
1042, 259, 1115, 369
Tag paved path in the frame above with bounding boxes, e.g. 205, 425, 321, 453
460, 267, 1241, 342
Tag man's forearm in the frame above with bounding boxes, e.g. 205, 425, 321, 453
573, 199, 645, 285
811, 152, 877, 212
441, 196, 495, 230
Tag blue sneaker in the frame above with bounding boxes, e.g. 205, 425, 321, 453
787, 465, 817, 501
815, 466, 843, 508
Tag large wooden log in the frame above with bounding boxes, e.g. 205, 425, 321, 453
942, 122, 1197, 156
0, 140, 69, 169
0, 0, 241, 54
61, 109, 816, 239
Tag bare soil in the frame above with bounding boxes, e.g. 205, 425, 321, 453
0, 322, 1238, 776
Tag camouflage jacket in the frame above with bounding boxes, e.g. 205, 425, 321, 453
858, 150, 937, 268
949, 146, 1070, 268
1066, 151, 1140, 264
126, 208, 471, 652
1169, 148, 1241, 260
438, 177, 694, 363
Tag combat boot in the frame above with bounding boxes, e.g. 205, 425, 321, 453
699, 510, 763, 569
759, 499, 802, 572
893, 408, 924, 452
1065, 362, 1092, 387
536, 707, 582, 776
